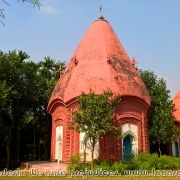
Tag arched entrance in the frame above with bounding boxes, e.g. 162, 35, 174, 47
175, 141, 179, 157
123, 135, 132, 162
121, 123, 138, 162
55, 126, 63, 162
172, 139, 179, 157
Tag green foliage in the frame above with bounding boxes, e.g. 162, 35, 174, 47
69, 89, 120, 136
70, 152, 84, 164
156, 155, 180, 170
135, 153, 158, 170
126, 153, 180, 170
125, 153, 136, 163
67, 153, 89, 171
111, 161, 128, 174
0, 81, 11, 111
0, 50, 65, 169
19, 0, 42, 8
93, 157, 102, 165
68, 153, 180, 174
139, 70, 178, 154
94, 159, 112, 171
78, 163, 90, 171
68, 89, 120, 170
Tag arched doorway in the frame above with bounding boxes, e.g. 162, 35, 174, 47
172, 139, 179, 157
123, 135, 132, 162
175, 141, 179, 157
121, 124, 138, 162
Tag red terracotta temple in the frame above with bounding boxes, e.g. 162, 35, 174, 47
47, 10, 153, 162
170, 91, 180, 156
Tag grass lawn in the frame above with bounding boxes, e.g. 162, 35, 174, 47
0, 170, 180, 180
0, 175, 180, 180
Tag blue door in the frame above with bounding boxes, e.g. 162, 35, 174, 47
175, 141, 179, 157
123, 135, 132, 162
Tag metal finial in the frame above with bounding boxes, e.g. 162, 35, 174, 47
100, 5, 102, 14
98, 5, 104, 20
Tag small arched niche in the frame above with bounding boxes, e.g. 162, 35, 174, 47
55, 125, 63, 161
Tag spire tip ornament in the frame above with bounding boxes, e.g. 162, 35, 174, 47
98, 5, 105, 20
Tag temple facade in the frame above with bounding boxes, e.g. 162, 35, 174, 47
47, 14, 153, 162
170, 91, 180, 157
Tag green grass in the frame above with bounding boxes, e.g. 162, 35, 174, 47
2, 153, 180, 179
1, 171, 180, 180
0, 175, 180, 180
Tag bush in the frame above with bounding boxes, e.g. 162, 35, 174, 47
67, 153, 180, 172
126, 153, 136, 163
111, 161, 128, 174
125, 153, 180, 170
93, 159, 112, 171
78, 163, 90, 170
67, 152, 84, 171
136, 153, 158, 170
157, 155, 180, 170
93, 157, 101, 165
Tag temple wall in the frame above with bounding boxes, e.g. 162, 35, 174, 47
99, 96, 150, 162
49, 96, 150, 162
50, 102, 68, 161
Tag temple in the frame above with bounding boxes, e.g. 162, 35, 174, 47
47, 8, 180, 162
171, 91, 180, 156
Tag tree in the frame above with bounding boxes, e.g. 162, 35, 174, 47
0, 80, 11, 112
1, 0, 42, 26
37, 56, 65, 160
0, 50, 65, 169
139, 70, 178, 156
0, 50, 32, 169
68, 89, 120, 170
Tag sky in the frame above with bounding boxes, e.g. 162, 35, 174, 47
1, 0, 180, 99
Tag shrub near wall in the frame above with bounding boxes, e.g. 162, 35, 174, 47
124, 153, 180, 171
156, 155, 180, 170
67, 153, 90, 171
135, 153, 159, 170
135, 153, 180, 170
68, 153, 180, 173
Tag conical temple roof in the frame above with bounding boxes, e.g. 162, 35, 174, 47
48, 19, 150, 109
173, 91, 180, 122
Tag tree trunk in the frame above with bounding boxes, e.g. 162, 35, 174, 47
43, 115, 48, 160
33, 115, 36, 161
33, 125, 35, 161
6, 118, 14, 169
158, 141, 161, 156
38, 132, 41, 161
17, 127, 20, 163
17, 115, 20, 164
83, 138, 87, 163
43, 142, 48, 161
91, 143, 95, 170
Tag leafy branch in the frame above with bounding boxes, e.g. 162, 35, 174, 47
1, 0, 42, 26
0, 9, 5, 26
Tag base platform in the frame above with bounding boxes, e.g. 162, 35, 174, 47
20, 161, 68, 172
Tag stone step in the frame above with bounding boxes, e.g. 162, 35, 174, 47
20, 161, 68, 172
